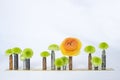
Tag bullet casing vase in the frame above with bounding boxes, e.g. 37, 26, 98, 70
14, 54, 18, 70
102, 50, 106, 70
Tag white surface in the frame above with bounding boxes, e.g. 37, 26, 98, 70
0, 0, 120, 80
1, 71, 119, 80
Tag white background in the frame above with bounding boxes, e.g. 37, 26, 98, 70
0, 0, 120, 80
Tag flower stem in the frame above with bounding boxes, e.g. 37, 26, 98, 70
63, 65, 67, 70
23, 60, 26, 70
94, 66, 98, 70
9, 54, 13, 70
102, 50, 106, 70
25, 59, 30, 70
14, 54, 18, 70
43, 57, 47, 70
57, 67, 61, 70
51, 50, 55, 70
88, 53, 92, 70
69, 56, 72, 70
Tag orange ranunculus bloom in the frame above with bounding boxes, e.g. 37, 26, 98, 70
60, 37, 82, 56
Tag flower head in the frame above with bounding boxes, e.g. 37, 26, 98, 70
12, 47, 22, 54
91, 56, 102, 67
60, 37, 82, 56
5, 49, 13, 56
40, 51, 50, 57
22, 48, 33, 59
54, 58, 64, 68
61, 56, 69, 65
84, 45, 96, 54
48, 44, 59, 51
99, 42, 109, 50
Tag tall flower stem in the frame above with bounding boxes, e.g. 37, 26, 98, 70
25, 59, 30, 70
9, 55, 13, 70
88, 54, 92, 70
14, 54, 18, 70
69, 56, 72, 70
102, 50, 106, 70
51, 50, 55, 70
43, 57, 47, 70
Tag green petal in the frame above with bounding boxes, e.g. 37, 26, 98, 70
48, 44, 59, 51
12, 47, 22, 54
54, 58, 64, 67
22, 48, 33, 59
40, 51, 50, 57
5, 49, 13, 56
99, 42, 109, 49
61, 56, 69, 65
84, 45, 96, 54
91, 56, 102, 66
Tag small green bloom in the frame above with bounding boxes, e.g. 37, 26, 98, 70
54, 58, 64, 67
48, 44, 59, 51
12, 47, 22, 54
84, 45, 96, 54
5, 49, 13, 56
22, 48, 33, 59
99, 42, 109, 50
40, 51, 50, 57
20, 54, 25, 61
61, 56, 69, 65
91, 56, 102, 67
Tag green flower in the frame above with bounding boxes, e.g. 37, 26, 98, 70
12, 47, 22, 54
22, 48, 33, 59
40, 51, 50, 57
48, 44, 59, 51
20, 54, 25, 61
61, 56, 69, 65
99, 42, 109, 50
54, 58, 64, 67
84, 45, 96, 54
5, 49, 13, 56
91, 56, 102, 67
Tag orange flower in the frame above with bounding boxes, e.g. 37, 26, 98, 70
60, 37, 82, 56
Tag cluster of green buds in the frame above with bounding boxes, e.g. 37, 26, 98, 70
54, 56, 69, 70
